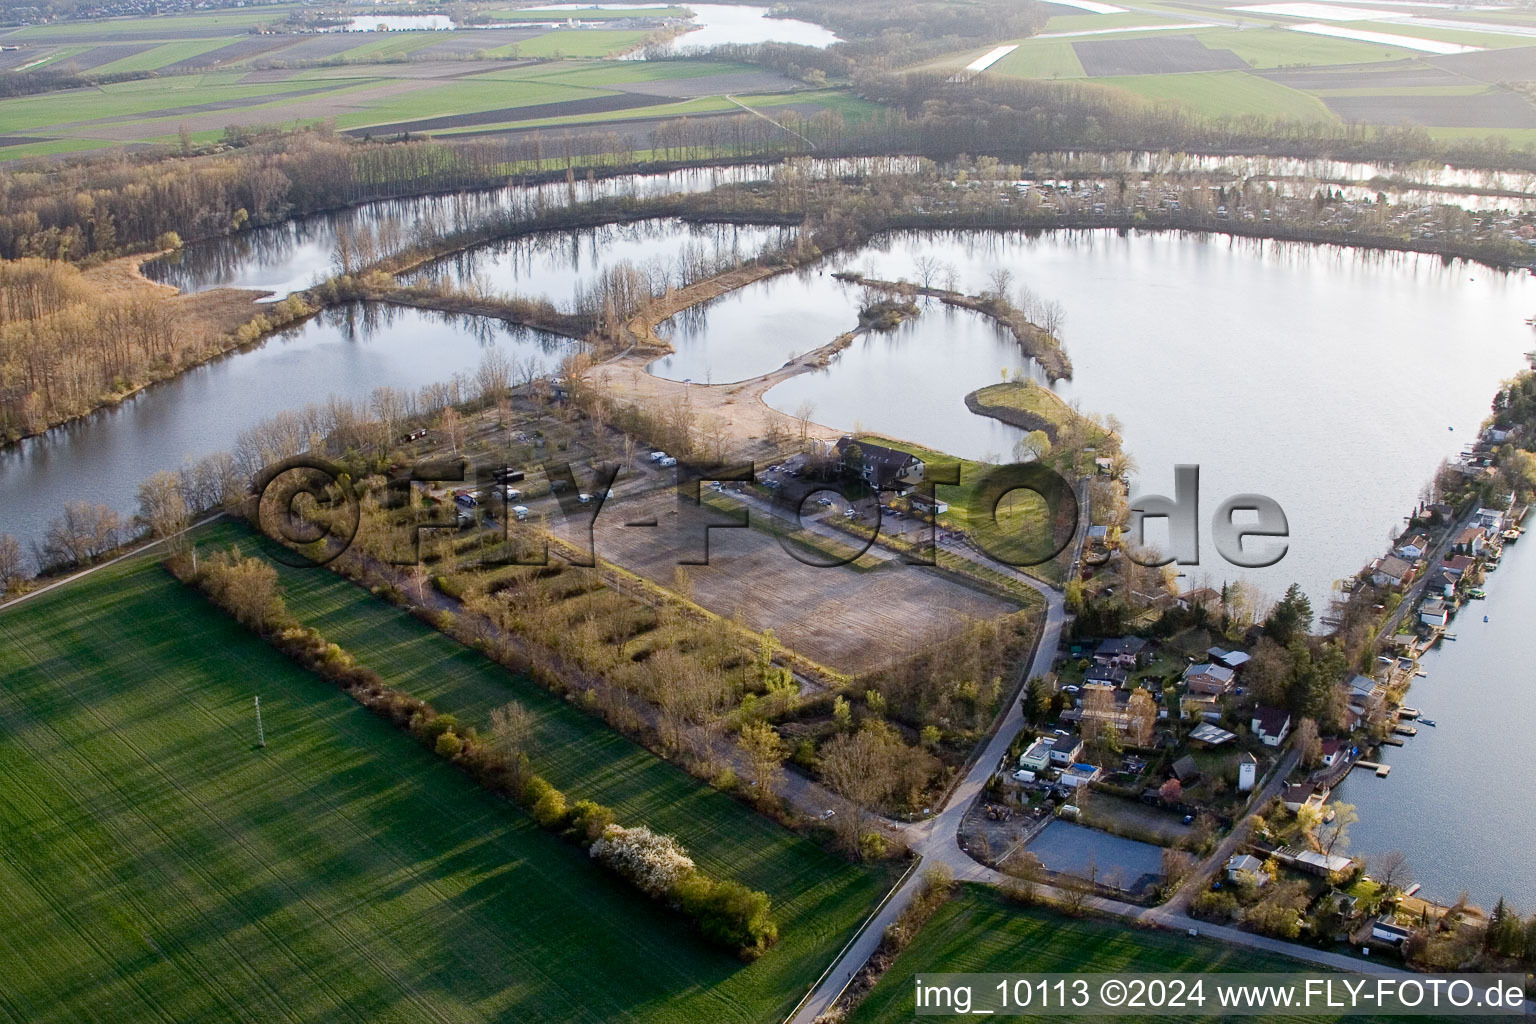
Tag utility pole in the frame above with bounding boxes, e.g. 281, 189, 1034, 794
255, 696, 265, 749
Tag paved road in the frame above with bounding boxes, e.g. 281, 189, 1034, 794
786, 489, 1076, 1024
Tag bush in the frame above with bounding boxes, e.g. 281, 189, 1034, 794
566, 800, 615, 845
673, 875, 778, 959
589, 824, 695, 898
1191, 890, 1239, 922
434, 731, 464, 759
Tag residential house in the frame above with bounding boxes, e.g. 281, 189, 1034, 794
1424, 502, 1455, 524
1319, 738, 1347, 768
1170, 754, 1201, 784
1226, 853, 1267, 885
1419, 598, 1449, 628
1282, 784, 1327, 813
1371, 554, 1414, 589
1288, 849, 1354, 878
1474, 507, 1506, 532
1207, 647, 1251, 671
1183, 661, 1236, 696
1079, 683, 1157, 747
1394, 534, 1430, 561
1180, 694, 1222, 723
1454, 526, 1486, 556
1441, 554, 1476, 578
1347, 674, 1387, 723
1084, 663, 1129, 688
1019, 738, 1053, 773
1060, 763, 1100, 789
1047, 733, 1083, 767
1251, 706, 1292, 747
835, 437, 924, 494
1094, 636, 1151, 668
1178, 587, 1223, 613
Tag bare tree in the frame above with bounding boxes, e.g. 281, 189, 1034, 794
135, 470, 190, 540
819, 727, 894, 854
0, 534, 28, 592
1293, 716, 1322, 769
912, 255, 940, 290
488, 700, 536, 758
41, 502, 120, 569
794, 400, 816, 444
1372, 850, 1414, 894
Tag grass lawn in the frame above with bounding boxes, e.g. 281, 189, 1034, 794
991, 39, 1088, 79
485, 6, 687, 20
514, 29, 653, 58
0, 547, 887, 1024
472, 59, 746, 86
1194, 26, 1419, 67
847, 886, 1445, 1024
85, 37, 247, 75
9, 7, 299, 39
967, 381, 1078, 438
853, 435, 1058, 579
0, 76, 348, 134
1042, 12, 1183, 33
334, 78, 613, 131
1098, 69, 1337, 121
1332, 20, 1535, 49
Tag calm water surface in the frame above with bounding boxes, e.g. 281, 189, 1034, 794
403, 218, 796, 312
0, 305, 568, 557
523, 3, 840, 54
753, 230, 1536, 610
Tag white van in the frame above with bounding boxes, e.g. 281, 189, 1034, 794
511, 505, 530, 521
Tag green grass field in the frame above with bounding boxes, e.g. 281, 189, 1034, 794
1099, 70, 1338, 121
85, 37, 248, 75
515, 30, 653, 59
1196, 26, 1420, 67
8, 6, 300, 39
991, 40, 1087, 80
485, 6, 686, 21
847, 886, 1452, 1024
0, 546, 888, 1024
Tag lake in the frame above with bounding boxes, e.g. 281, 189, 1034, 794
1334, 527, 1536, 910
521, 3, 840, 55
0, 305, 569, 559
747, 230, 1536, 609
403, 218, 797, 313
141, 159, 896, 300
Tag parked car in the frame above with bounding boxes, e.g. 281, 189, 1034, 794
578, 492, 593, 505
649, 451, 667, 463
817, 497, 835, 507
659, 456, 677, 468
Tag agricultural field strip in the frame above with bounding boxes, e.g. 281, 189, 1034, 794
0, 627, 397, 1024
0, 607, 506, 1024
0, 565, 786, 1024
